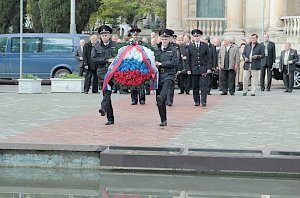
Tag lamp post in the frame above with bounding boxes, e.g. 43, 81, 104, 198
261, 0, 265, 41
70, 0, 76, 34
19, 0, 23, 79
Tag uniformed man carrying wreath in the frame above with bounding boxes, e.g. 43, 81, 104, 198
155, 29, 179, 126
186, 29, 212, 107
92, 25, 117, 125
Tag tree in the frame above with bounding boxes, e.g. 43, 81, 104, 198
27, 0, 43, 32
96, 0, 166, 28
0, 0, 27, 33
38, 0, 100, 33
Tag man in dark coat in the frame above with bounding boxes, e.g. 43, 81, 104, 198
187, 29, 212, 107
156, 29, 179, 126
203, 36, 217, 95
260, 33, 276, 91
92, 25, 117, 125
83, 35, 98, 94
242, 34, 265, 96
279, 42, 299, 93
74, 39, 85, 77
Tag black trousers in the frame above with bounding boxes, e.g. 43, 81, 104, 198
156, 79, 174, 122
101, 90, 114, 122
167, 82, 175, 104
178, 74, 191, 93
131, 86, 146, 103
283, 67, 294, 91
220, 69, 236, 94
260, 66, 272, 90
206, 73, 212, 93
192, 75, 207, 104
84, 69, 98, 93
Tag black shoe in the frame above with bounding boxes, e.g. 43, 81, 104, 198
207, 92, 211, 95
131, 102, 138, 105
159, 121, 167, 126
84, 91, 88, 94
156, 95, 163, 106
140, 100, 145, 105
284, 90, 288, 93
288, 90, 292, 93
105, 121, 114, 125
221, 92, 227, 95
261, 88, 265, 91
99, 109, 106, 116
195, 102, 200, 106
202, 103, 206, 107
112, 90, 117, 93
243, 93, 247, 96
185, 91, 190, 95
251, 94, 255, 96
167, 103, 173, 107
230, 92, 235, 95
178, 91, 184, 94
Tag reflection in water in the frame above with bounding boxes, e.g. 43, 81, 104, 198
0, 168, 299, 198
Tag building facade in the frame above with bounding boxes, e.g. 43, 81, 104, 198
166, 0, 300, 48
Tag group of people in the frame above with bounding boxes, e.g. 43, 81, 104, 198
74, 25, 298, 126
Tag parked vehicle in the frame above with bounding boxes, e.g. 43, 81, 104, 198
272, 56, 300, 88
0, 33, 89, 79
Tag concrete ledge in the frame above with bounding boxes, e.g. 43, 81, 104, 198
100, 146, 300, 175
0, 143, 107, 169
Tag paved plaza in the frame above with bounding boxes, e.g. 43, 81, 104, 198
0, 84, 299, 152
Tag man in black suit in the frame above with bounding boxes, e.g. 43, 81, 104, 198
203, 36, 217, 95
260, 33, 276, 91
83, 35, 98, 94
279, 42, 299, 93
156, 29, 179, 126
186, 29, 212, 107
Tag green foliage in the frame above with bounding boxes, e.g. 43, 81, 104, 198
95, 0, 166, 28
60, 73, 82, 79
0, 0, 27, 33
76, 0, 101, 33
27, 0, 43, 32
23, 74, 38, 80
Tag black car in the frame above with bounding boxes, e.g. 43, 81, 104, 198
272, 56, 300, 88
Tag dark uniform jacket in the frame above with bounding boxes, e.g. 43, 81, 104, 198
242, 42, 265, 70
91, 41, 117, 81
83, 41, 97, 71
208, 43, 218, 69
186, 42, 212, 75
261, 41, 276, 67
157, 42, 179, 83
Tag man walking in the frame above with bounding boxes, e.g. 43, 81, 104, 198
260, 33, 276, 91
218, 36, 240, 95
155, 29, 179, 126
187, 29, 212, 107
279, 42, 298, 93
92, 25, 117, 125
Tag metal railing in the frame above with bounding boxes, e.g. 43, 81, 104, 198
280, 16, 300, 36
183, 17, 227, 36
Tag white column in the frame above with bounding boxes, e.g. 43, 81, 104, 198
224, 0, 244, 36
268, 0, 284, 33
166, 0, 183, 32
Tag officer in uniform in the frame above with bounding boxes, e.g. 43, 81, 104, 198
92, 25, 117, 125
166, 31, 182, 106
187, 29, 212, 107
156, 29, 179, 126
129, 27, 147, 105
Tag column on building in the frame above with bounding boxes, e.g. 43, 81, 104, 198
224, 0, 244, 36
268, 0, 284, 34
166, 0, 183, 32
